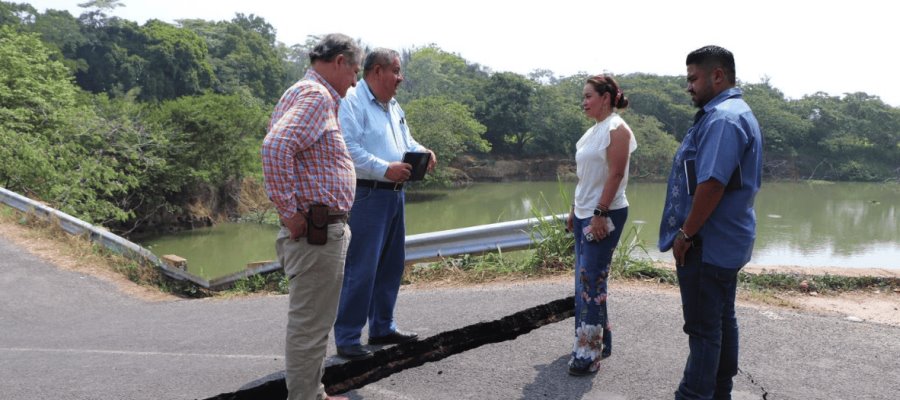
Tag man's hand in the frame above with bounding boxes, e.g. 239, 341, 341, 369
673, 235, 691, 267
566, 211, 574, 233
385, 161, 412, 183
426, 149, 437, 172
281, 212, 307, 241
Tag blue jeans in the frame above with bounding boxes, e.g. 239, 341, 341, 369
570, 208, 627, 372
334, 186, 407, 347
675, 244, 740, 400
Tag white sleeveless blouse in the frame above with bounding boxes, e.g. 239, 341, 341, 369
573, 113, 637, 219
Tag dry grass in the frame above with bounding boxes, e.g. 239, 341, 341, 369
0, 208, 203, 300
236, 177, 275, 223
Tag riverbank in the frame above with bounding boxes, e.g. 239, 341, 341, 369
2, 215, 898, 327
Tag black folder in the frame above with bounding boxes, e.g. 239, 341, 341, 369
402, 152, 430, 181
684, 159, 742, 196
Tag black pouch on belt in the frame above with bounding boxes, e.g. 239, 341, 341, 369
306, 204, 328, 245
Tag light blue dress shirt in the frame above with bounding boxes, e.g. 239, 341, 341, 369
338, 80, 426, 181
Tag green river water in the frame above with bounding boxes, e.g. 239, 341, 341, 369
141, 181, 900, 279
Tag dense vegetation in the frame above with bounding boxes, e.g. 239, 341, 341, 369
2, 1, 898, 234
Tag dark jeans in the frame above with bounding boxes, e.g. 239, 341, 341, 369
675, 244, 740, 400
334, 186, 407, 346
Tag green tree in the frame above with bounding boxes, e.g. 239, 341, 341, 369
71, 16, 144, 96
0, 27, 138, 223
147, 92, 268, 189
742, 81, 813, 177
180, 15, 286, 102
625, 114, 680, 178
791, 92, 900, 180
404, 96, 490, 164
618, 73, 694, 139
399, 45, 488, 109
525, 82, 589, 156
0, 2, 35, 28
138, 20, 215, 101
476, 71, 535, 154
30, 9, 86, 68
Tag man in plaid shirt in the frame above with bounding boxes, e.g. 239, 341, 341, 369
261, 33, 362, 400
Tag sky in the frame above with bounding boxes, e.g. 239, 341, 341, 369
24, 0, 900, 107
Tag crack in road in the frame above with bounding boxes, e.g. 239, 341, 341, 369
203, 296, 575, 399
739, 368, 769, 399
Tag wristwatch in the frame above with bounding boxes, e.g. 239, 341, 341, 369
593, 208, 609, 217
677, 228, 694, 243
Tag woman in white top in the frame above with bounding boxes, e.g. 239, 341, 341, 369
565, 74, 637, 376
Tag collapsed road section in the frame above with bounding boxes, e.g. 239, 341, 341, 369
203, 296, 575, 399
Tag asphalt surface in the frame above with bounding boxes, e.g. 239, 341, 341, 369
1, 235, 899, 400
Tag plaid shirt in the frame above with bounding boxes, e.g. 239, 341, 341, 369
261, 69, 356, 219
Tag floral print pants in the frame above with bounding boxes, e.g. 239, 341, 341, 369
570, 208, 627, 372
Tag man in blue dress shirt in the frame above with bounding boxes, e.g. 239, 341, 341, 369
333, 48, 436, 360
658, 45, 763, 400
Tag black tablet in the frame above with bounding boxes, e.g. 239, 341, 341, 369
402, 152, 430, 181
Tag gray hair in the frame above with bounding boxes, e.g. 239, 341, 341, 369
308, 33, 364, 66
363, 48, 401, 75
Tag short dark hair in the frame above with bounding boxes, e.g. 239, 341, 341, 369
686, 45, 736, 84
364, 48, 400, 75
308, 33, 363, 66
586, 75, 629, 110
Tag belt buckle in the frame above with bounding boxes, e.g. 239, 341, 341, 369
393, 182, 402, 191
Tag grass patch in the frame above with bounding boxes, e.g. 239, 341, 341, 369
229, 271, 289, 295
739, 271, 900, 294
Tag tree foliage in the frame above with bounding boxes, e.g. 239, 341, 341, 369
404, 96, 489, 164
0, 27, 138, 223
399, 44, 488, 108
147, 92, 268, 189
2, 1, 899, 234
525, 82, 589, 156
476, 72, 536, 154
180, 15, 285, 102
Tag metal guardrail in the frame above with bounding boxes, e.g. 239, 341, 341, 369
1, 186, 568, 291
0, 187, 210, 287
405, 213, 568, 263
203, 213, 569, 290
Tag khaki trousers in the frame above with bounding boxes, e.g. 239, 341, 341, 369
276, 223, 350, 400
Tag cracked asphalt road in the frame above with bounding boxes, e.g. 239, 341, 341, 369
1, 236, 898, 399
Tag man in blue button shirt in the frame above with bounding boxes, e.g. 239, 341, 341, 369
333, 48, 436, 360
658, 45, 763, 400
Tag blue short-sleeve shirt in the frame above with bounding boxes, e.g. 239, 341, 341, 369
658, 87, 763, 268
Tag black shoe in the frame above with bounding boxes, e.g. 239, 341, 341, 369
368, 329, 418, 345
601, 329, 612, 358
336, 345, 372, 360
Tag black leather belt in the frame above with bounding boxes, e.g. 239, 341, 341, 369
357, 179, 404, 191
